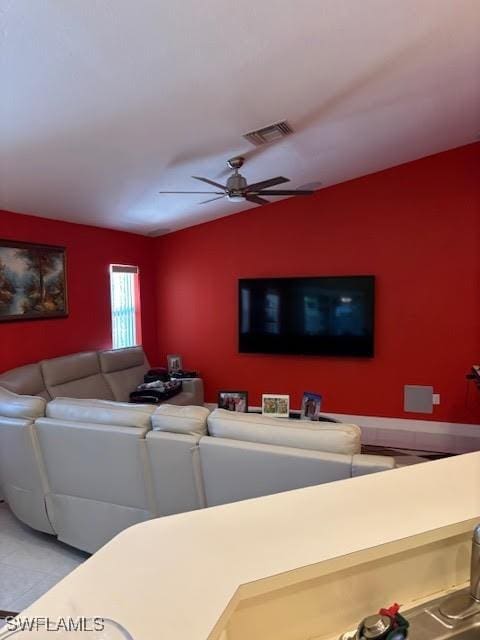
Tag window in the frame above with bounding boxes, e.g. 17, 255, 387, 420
110, 265, 141, 349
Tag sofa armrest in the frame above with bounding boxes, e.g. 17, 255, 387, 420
0, 386, 46, 419
169, 378, 204, 406
352, 454, 396, 476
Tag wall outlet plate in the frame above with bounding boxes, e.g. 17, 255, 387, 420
432, 393, 440, 405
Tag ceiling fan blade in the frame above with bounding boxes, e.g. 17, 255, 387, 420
158, 191, 224, 194
246, 176, 290, 191
192, 176, 226, 190
254, 189, 314, 196
198, 195, 225, 205
246, 195, 269, 206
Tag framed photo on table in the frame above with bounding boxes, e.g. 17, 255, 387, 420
300, 391, 323, 421
167, 354, 183, 374
261, 394, 290, 418
217, 390, 248, 412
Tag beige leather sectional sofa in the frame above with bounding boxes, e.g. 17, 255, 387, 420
0, 348, 395, 554
0, 346, 204, 405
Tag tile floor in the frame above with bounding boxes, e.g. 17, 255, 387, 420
0, 501, 88, 614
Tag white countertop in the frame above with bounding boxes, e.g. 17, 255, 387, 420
22, 452, 480, 639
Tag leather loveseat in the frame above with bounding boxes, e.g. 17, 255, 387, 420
0, 371, 395, 553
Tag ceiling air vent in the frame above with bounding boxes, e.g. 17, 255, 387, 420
243, 120, 293, 146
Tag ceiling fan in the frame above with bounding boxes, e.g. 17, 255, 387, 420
158, 157, 315, 205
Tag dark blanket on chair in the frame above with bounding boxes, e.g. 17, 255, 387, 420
129, 379, 182, 404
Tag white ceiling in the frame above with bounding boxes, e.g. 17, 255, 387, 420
1, 0, 479, 236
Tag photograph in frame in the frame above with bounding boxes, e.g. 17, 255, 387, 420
300, 391, 323, 421
167, 354, 183, 373
217, 390, 249, 412
262, 394, 290, 418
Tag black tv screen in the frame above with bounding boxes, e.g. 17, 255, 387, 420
239, 276, 375, 357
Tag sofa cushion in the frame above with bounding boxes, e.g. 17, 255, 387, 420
207, 408, 361, 455
100, 346, 146, 372
0, 386, 46, 419
151, 404, 210, 436
0, 363, 50, 400
46, 397, 155, 428
41, 352, 115, 400
99, 347, 148, 402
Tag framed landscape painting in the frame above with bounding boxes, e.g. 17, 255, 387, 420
0, 239, 68, 322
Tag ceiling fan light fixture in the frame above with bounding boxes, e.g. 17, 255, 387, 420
159, 156, 318, 207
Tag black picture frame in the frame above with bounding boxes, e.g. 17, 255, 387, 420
217, 390, 249, 412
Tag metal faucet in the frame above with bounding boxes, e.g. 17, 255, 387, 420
439, 523, 480, 620
339, 524, 480, 640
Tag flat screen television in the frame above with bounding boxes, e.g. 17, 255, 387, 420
238, 276, 375, 357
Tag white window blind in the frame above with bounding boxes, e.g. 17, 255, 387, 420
110, 265, 139, 349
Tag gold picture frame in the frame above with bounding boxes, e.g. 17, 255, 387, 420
0, 239, 68, 322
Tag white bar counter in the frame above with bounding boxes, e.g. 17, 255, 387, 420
20, 452, 480, 639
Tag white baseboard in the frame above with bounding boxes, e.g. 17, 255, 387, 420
326, 413, 480, 454
206, 403, 480, 454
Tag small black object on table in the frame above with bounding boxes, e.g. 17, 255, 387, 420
247, 408, 339, 423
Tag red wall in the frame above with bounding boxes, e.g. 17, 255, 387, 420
0, 211, 159, 371
155, 143, 480, 423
